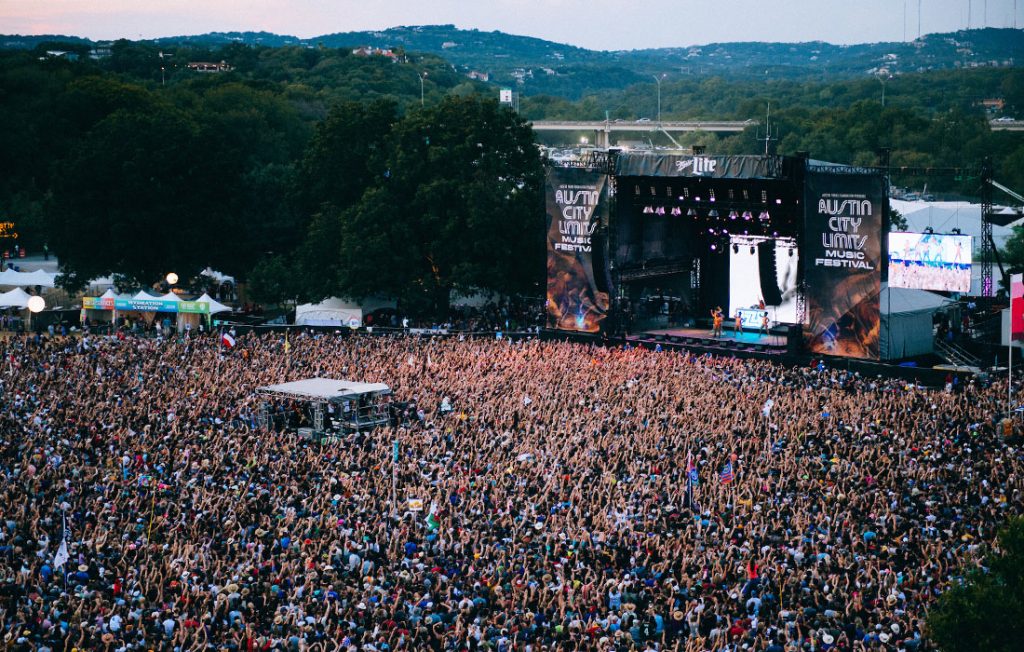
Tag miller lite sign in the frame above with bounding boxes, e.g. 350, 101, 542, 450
675, 156, 717, 176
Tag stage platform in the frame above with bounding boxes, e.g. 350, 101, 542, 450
629, 325, 787, 353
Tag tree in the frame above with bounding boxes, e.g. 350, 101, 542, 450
328, 96, 544, 315
927, 516, 1024, 652
45, 105, 231, 289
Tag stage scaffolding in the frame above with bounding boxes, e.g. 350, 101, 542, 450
256, 378, 392, 437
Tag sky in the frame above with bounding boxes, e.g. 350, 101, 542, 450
3, 0, 1020, 49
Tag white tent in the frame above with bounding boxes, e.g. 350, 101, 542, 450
295, 296, 396, 327
0, 268, 57, 288
99, 288, 118, 301
132, 291, 158, 300
159, 292, 182, 302
195, 292, 231, 314
880, 284, 954, 360
0, 287, 32, 308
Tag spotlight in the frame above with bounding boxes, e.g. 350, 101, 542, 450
708, 209, 719, 219
670, 206, 682, 216
758, 211, 770, 222
709, 190, 716, 202
643, 206, 654, 214
722, 228, 729, 235
710, 243, 717, 251
707, 227, 716, 234
687, 208, 698, 217
655, 206, 666, 215
728, 210, 738, 220
742, 211, 753, 221
775, 198, 782, 205
694, 197, 701, 202
772, 231, 779, 237
733, 244, 739, 254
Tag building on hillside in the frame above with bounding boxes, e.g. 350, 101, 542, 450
187, 61, 233, 73
351, 47, 399, 61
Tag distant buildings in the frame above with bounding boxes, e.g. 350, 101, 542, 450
187, 61, 234, 73
351, 47, 399, 61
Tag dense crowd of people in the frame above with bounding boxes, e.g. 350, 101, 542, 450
0, 329, 1020, 651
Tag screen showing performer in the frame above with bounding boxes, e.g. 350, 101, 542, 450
888, 232, 972, 293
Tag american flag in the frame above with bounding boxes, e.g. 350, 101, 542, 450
720, 461, 734, 484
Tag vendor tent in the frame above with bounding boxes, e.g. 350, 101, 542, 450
880, 284, 954, 360
0, 268, 57, 287
196, 293, 231, 314
295, 296, 395, 327
159, 292, 182, 302
0, 287, 32, 308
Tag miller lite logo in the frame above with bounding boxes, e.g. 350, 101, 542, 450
675, 156, 717, 175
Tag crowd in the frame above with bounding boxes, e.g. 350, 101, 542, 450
0, 330, 1021, 652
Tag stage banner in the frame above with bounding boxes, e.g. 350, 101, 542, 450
615, 154, 779, 179
1012, 274, 1024, 341
804, 171, 884, 359
546, 167, 610, 332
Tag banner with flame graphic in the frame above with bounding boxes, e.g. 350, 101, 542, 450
803, 171, 885, 359
545, 167, 610, 333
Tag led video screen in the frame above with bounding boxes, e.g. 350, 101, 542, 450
888, 232, 972, 293
728, 236, 800, 325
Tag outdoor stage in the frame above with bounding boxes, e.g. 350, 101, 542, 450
629, 324, 787, 353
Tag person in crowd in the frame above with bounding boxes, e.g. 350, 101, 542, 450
0, 329, 1018, 650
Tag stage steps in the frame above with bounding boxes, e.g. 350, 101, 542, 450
934, 338, 982, 369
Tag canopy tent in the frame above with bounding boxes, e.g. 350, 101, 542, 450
159, 292, 182, 302
0, 268, 58, 288
256, 377, 393, 434
880, 284, 955, 360
257, 378, 392, 401
0, 287, 32, 309
295, 296, 396, 327
133, 291, 158, 300
196, 292, 231, 314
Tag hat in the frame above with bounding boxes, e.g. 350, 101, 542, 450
78, 564, 88, 572
879, 632, 891, 643
821, 633, 834, 644
672, 610, 684, 621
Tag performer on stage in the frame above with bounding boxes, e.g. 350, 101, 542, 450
759, 311, 770, 337
711, 307, 724, 338
734, 311, 743, 337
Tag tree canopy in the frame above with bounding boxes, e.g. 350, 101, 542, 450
927, 516, 1024, 652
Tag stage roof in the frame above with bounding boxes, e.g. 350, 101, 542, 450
257, 378, 391, 402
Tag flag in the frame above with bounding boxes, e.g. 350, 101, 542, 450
720, 462, 734, 484
53, 537, 69, 571
54, 513, 69, 571
407, 355, 415, 367
686, 452, 699, 488
425, 502, 439, 530
284, 331, 291, 355
222, 332, 236, 348
762, 399, 774, 419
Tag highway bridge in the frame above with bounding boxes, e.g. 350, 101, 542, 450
990, 119, 1024, 132
530, 119, 756, 147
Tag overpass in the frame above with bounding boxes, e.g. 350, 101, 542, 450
530, 119, 756, 147
991, 119, 1024, 132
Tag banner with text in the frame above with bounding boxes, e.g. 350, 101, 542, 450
546, 167, 610, 332
1012, 273, 1024, 341
803, 171, 884, 359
